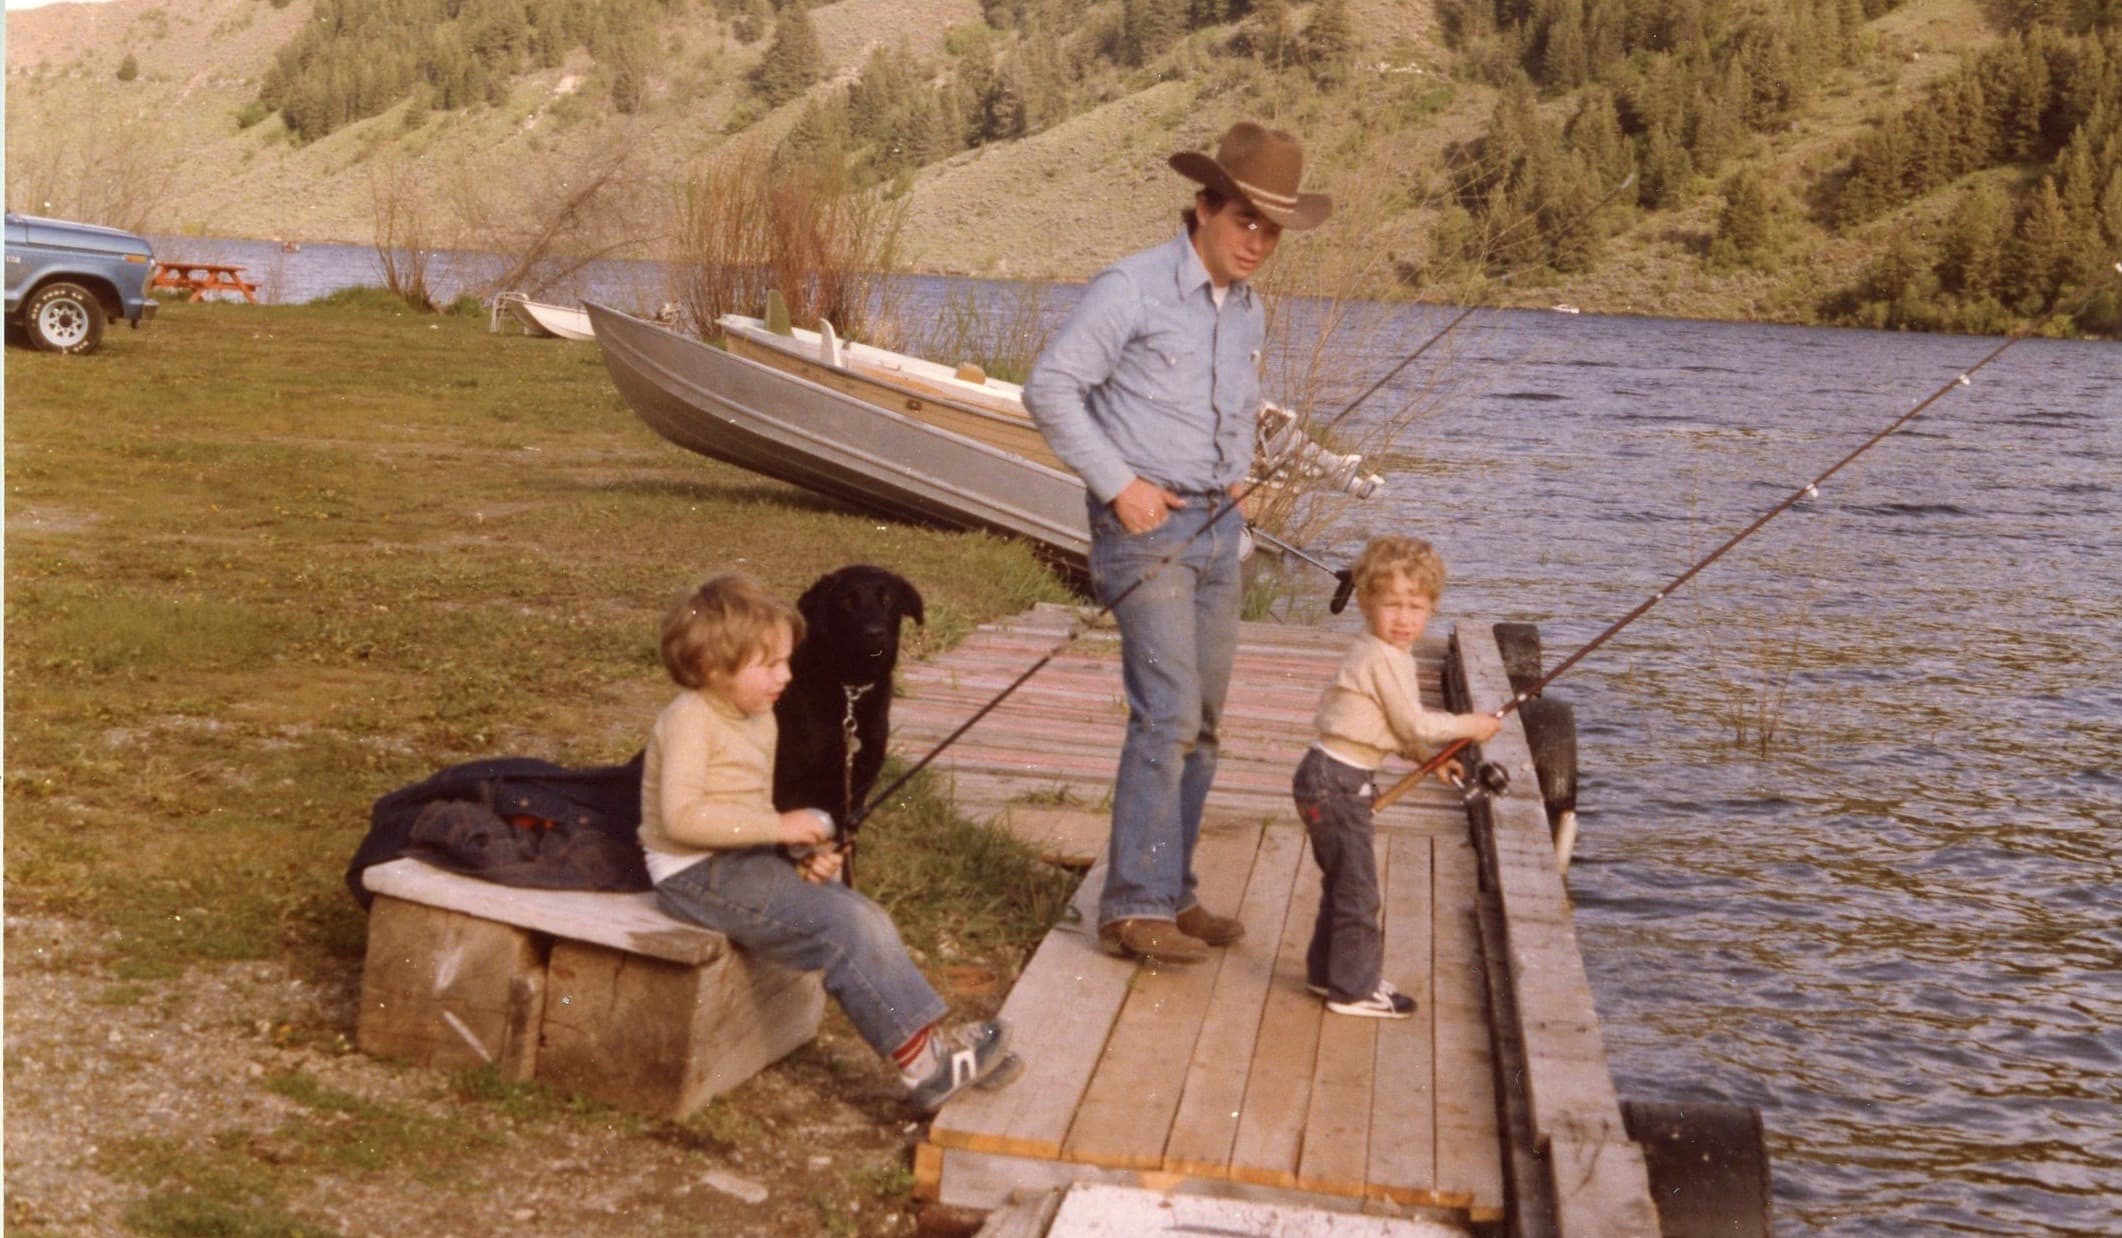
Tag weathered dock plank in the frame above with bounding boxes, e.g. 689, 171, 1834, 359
1226, 831, 1327, 1188
1060, 829, 1258, 1169
1367, 831, 1439, 1204
1430, 830, 1503, 1219
928, 864, 1132, 1161
1162, 823, 1307, 1177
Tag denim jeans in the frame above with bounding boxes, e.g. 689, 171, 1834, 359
1088, 496, 1243, 926
655, 848, 946, 1057
1292, 746, 1384, 1002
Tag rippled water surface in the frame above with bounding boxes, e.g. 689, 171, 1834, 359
1313, 310, 2121, 1235
189, 241, 2119, 1231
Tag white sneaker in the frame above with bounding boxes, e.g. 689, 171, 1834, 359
1325, 980, 1416, 1019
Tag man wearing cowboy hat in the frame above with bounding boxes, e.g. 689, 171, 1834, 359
1024, 121, 1331, 966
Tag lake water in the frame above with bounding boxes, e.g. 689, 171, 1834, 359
169, 236, 2120, 1233
1336, 312, 2121, 1236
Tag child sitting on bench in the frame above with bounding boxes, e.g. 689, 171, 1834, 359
641, 572, 1021, 1113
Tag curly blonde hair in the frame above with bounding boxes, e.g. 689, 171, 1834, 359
1349, 535, 1446, 605
660, 573, 804, 689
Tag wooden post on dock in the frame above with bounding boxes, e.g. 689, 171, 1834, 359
1451, 625, 1660, 1235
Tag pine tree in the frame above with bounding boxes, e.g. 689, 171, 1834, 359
1564, 89, 1633, 195
1836, 116, 1909, 225
1583, 0, 1625, 81
1689, 61, 1748, 177
2006, 179, 2069, 313
1301, 0, 1357, 88
1540, 0, 1590, 91
754, 3, 825, 106
1124, 0, 1187, 66
2101, 164, 2122, 251
1711, 166, 1777, 266
1939, 182, 2012, 299
1248, 0, 1292, 71
2053, 125, 2103, 238
1638, 122, 1693, 210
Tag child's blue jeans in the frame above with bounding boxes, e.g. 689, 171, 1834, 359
1291, 746, 1384, 1003
656, 848, 947, 1057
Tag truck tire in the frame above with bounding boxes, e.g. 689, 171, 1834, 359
25, 282, 107, 354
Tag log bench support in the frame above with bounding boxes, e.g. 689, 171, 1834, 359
357, 858, 824, 1119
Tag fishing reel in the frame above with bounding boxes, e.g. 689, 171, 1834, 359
1447, 760, 1511, 803
1255, 404, 1385, 500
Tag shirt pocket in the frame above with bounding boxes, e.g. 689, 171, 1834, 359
1117, 327, 1187, 392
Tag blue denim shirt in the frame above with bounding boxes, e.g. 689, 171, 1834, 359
1023, 229, 1263, 504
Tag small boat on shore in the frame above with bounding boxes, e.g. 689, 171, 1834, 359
586, 303, 1094, 571
495, 292, 595, 341
716, 312, 1061, 468
714, 307, 1384, 501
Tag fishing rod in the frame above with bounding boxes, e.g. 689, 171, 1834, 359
1246, 525, 1358, 613
1372, 261, 2122, 813
845, 173, 1642, 836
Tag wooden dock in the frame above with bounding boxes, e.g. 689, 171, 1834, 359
891, 604, 1661, 1234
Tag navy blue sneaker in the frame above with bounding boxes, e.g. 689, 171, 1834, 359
905, 1020, 1016, 1115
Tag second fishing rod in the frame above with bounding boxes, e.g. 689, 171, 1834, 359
1370, 261, 2122, 815
845, 174, 1642, 840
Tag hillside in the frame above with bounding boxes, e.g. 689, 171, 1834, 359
4, 0, 2113, 330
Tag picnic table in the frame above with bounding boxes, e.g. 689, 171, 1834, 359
150, 261, 259, 303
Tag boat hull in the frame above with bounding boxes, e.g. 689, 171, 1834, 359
507, 297, 596, 341
587, 303, 1091, 570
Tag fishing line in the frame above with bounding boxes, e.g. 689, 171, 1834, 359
846, 175, 1641, 835
1371, 261, 2122, 812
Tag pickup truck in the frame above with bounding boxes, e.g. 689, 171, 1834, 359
4, 211, 158, 355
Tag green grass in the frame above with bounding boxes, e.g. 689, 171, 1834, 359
4, 298, 1074, 984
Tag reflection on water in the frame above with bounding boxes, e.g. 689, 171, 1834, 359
160, 240, 2120, 1231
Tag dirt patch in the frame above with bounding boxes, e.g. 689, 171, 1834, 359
3, 912, 952, 1236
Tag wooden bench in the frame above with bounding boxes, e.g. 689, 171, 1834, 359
357, 858, 823, 1119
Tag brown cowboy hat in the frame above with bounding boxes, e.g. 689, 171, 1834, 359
1169, 121, 1333, 231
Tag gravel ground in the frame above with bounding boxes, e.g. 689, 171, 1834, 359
4, 913, 941, 1236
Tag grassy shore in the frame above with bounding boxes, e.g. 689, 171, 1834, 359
4, 297, 1077, 1233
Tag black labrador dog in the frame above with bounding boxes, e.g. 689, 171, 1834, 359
772, 565, 925, 830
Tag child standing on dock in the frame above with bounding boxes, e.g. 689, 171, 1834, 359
1293, 537, 1500, 1017
641, 573, 1021, 1113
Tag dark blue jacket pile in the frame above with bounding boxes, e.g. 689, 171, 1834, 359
346, 754, 650, 908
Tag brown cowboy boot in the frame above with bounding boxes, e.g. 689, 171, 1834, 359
1175, 903, 1246, 947
1098, 918, 1208, 965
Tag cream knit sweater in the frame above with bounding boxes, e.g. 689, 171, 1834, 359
1311, 632, 1491, 771
639, 688, 785, 882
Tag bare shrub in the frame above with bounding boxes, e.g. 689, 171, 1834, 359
666, 143, 906, 345
1248, 167, 1469, 575
4, 105, 180, 233
443, 136, 652, 304
369, 160, 439, 312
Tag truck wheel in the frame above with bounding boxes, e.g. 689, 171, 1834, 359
25, 282, 107, 354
